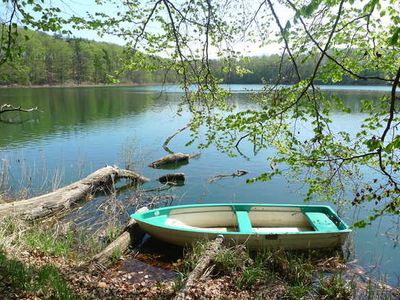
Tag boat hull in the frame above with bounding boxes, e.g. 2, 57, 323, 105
137, 222, 349, 249
131, 204, 351, 250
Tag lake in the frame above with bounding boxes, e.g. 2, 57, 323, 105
0, 85, 398, 285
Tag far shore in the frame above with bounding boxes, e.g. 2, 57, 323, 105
0, 82, 166, 89
0, 82, 392, 92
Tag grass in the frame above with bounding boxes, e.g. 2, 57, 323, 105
22, 223, 104, 260
319, 273, 354, 299
110, 247, 123, 264
0, 250, 79, 299
24, 225, 75, 257
179, 242, 357, 299
0, 216, 104, 261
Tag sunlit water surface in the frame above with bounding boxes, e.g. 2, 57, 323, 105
0, 85, 398, 285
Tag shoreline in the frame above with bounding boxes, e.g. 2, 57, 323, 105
0, 83, 391, 92
0, 82, 167, 89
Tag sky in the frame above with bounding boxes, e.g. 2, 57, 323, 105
14, 0, 286, 57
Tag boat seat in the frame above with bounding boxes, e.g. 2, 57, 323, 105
305, 212, 338, 232
236, 211, 253, 233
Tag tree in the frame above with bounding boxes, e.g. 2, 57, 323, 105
0, 0, 67, 67
89, 0, 399, 225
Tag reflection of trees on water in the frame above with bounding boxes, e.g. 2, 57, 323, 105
0, 88, 159, 147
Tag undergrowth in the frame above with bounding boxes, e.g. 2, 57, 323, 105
0, 249, 78, 299
179, 240, 356, 299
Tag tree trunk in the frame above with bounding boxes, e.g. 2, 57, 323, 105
90, 207, 149, 269
174, 235, 224, 300
0, 166, 149, 220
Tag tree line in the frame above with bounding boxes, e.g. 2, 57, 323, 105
0, 29, 388, 86
0, 30, 176, 86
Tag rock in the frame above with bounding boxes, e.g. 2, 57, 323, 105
98, 282, 108, 288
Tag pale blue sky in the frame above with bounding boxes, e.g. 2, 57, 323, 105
21, 0, 284, 56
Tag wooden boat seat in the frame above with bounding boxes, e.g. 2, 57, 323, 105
304, 212, 338, 232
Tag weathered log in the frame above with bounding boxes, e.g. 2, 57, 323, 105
90, 207, 149, 269
149, 152, 190, 168
174, 235, 224, 300
158, 173, 185, 184
0, 166, 149, 220
209, 170, 248, 183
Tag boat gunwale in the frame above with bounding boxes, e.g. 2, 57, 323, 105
130, 203, 352, 236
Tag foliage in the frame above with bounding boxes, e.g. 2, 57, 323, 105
0, 0, 67, 67
0, 29, 176, 85
87, 0, 400, 225
0, 250, 78, 299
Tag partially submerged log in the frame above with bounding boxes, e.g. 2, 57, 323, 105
209, 170, 248, 183
149, 152, 190, 168
174, 235, 224, 300
0, 104, 40, 114
0, 166, 149, 220
90, 207, 149, 269
163, 123, 191, 154
158, 173, 185, 184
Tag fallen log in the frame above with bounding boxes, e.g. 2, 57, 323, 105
209, 170, 248, 183
158, 173, 185, 184
90, 207, 149, 269
149, 152, 190, 168
174, 235, 224, 300
0, 166, 149, 220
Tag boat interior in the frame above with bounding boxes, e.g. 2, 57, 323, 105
164, 206, 340, 233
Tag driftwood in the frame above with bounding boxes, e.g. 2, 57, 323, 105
163, 123, 191, 154
0, 166, 149, 220
90, 207, 149, 269
158, 173, 185, 184
175, 235, 224, 300
0, 104, 40, 114
209, 170, 248, 183
149, 152, 190, 168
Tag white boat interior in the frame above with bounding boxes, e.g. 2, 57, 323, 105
165, 206, 316, 233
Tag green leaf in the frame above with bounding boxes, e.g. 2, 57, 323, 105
389, 27, 400, 46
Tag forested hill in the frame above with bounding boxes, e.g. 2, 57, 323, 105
0, 30, 386, 86
0, 30, 175, 86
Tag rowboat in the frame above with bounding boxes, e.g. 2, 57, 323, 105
130, 203, 351, 250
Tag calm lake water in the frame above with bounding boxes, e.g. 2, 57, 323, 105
0, 85, 398, 285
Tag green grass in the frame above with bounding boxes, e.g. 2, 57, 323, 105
22, 224, 103, 260
214, 245, 250, 275
179, 244, 358, 299
265, 250, 314, 286
236, 264, 266, 288
0, 250, 79, 299
319, 273, 354, 299
110, 247, 123, 263
286, 283, 312, 299
24, 226, 75, 257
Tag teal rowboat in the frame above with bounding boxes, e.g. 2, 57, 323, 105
130, 204, 351, 250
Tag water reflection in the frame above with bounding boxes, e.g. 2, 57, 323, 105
0, 85, 398, 285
